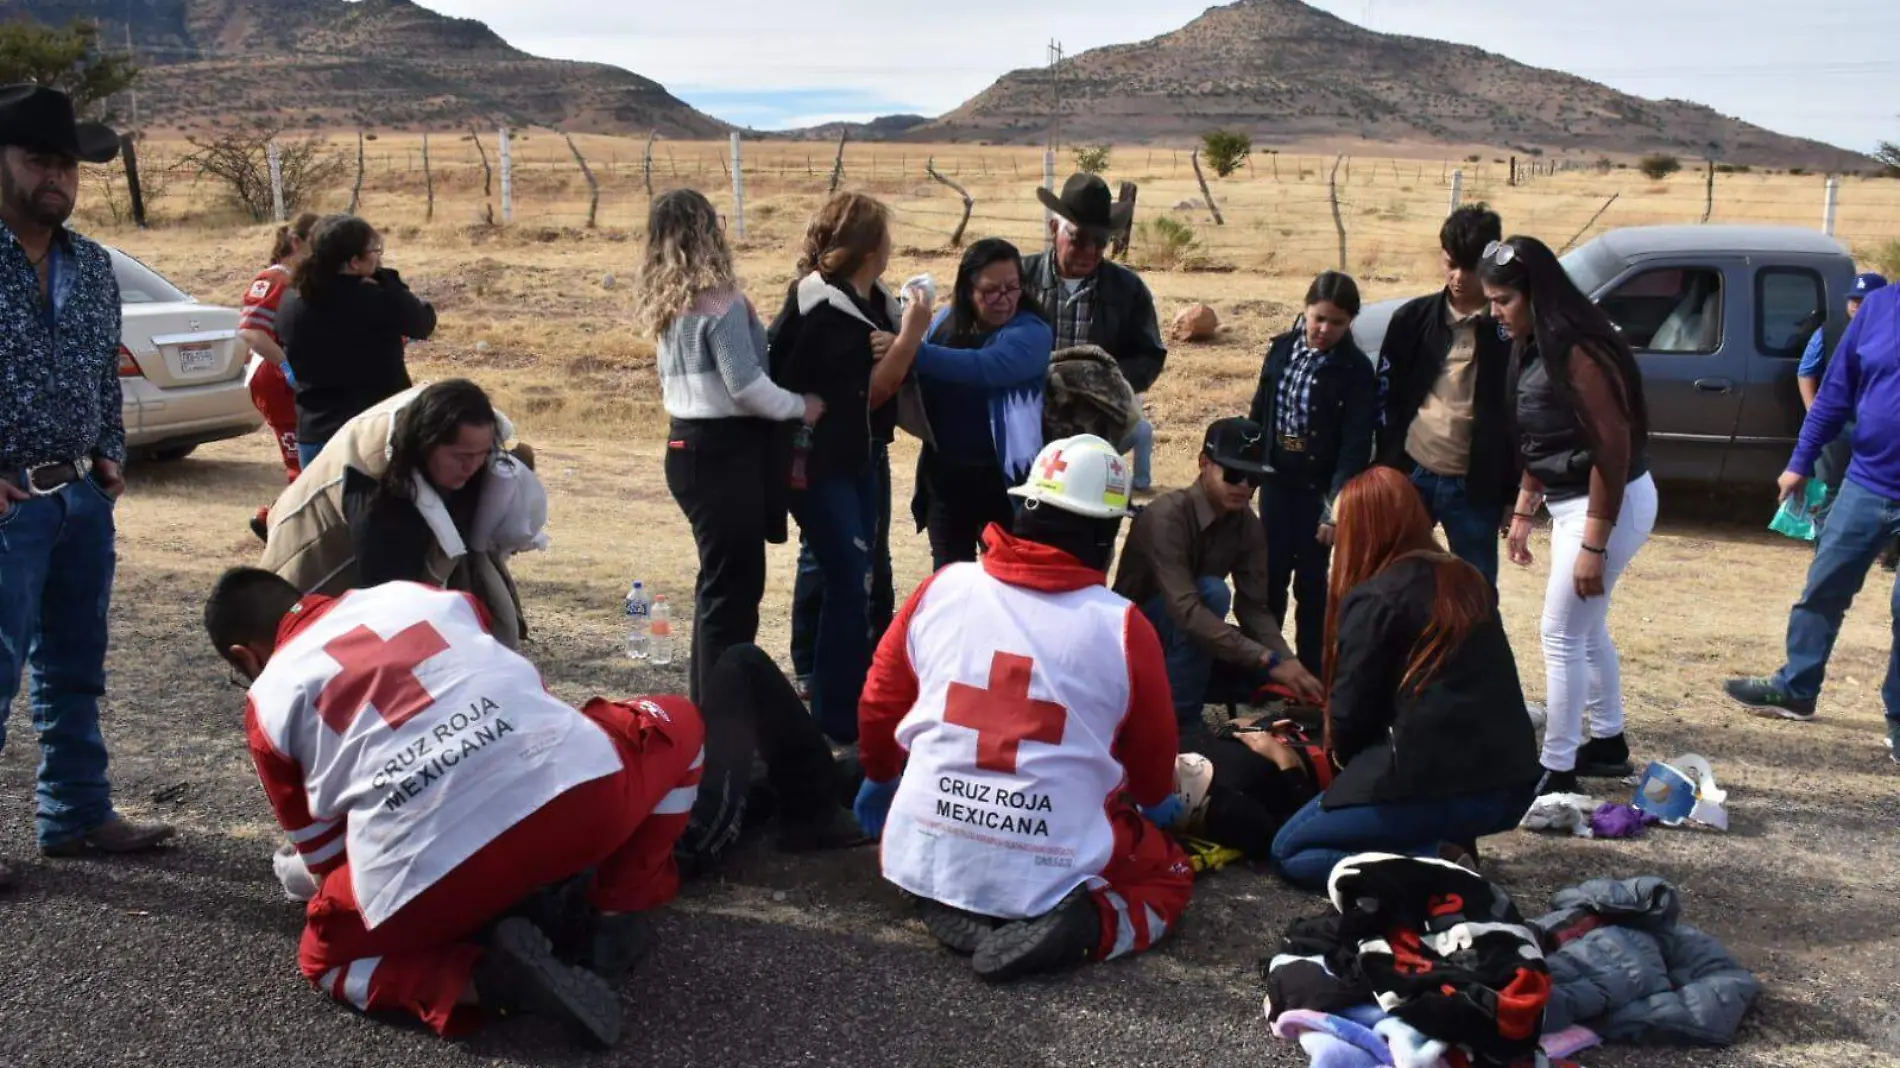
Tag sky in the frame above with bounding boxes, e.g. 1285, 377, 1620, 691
417, 1, 1899, 153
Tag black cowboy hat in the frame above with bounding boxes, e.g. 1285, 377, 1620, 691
0, 85, 121, 165
1036, 173, 1133, 239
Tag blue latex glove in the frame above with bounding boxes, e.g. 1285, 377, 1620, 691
853, 778, 900, 838
1142, 794, 1186, 829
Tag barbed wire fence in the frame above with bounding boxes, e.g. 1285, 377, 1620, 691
90, 129, 1900, 280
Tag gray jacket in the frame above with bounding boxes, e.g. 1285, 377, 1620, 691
1533, 877, 1759, 1045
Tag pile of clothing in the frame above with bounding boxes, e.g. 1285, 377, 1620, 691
1262, 861, 1761, 1067
1263, 853, 1552, 1067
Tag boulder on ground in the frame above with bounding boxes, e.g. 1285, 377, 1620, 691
1171, 303, 1220, 343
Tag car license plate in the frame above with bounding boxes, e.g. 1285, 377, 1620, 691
179, 343, 217, 373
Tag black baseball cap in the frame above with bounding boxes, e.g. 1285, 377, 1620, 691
1203, 417, 1272, 475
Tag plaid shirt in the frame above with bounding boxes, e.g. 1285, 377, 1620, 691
1274, 333, 1329, 440
1045, 262, 1096, 351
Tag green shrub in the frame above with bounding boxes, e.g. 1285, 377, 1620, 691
1073, 144, 1111, 175
1200, 129, 1252, 178
1134, 216, 1199, 270
1639, 153, 1683, 180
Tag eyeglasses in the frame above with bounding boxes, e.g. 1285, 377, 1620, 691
1220, 466, 1262, 489
975, 283, 1022, 304
1482, 240, 1515, 267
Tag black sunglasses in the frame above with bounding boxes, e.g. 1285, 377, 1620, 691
1220, 466, 1262, 488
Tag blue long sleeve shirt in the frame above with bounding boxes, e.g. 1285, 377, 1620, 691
1789, 284, 1900, 499
0, 221, 126, 471
914, 309, 1052, 479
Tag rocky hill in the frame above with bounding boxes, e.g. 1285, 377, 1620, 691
13, 0, 728, 137
913, 0, 1867, 170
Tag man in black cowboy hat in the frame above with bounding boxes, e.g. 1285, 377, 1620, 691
1114, 418, 1324, 737
0, 84, 174, 891
1023, 174, 1168, 488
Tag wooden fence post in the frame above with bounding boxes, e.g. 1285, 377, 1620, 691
565, 134, 599, 228
643, 132, 656, 199
1110, 181, 1139, 260
925, 157, 974, 246
470, 128, 494, 225
1327, 154, 1348, 270
1190, 148, 1224, 225
498, 126, 512, 226
421, 132, 434, 224
829, 130, 847, 195
121, 133, 147, 229
348, 130, 365, 213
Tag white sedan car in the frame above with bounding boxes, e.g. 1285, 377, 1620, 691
111, 248, 264, 461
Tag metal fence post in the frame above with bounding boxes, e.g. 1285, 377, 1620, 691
267, 140, 285, 223
499, 126, 513, 225
1821, 177, 1839, 236
1449, 169, 1463, 212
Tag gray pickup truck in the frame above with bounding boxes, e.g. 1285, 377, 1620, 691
1352, 225, 1858, 487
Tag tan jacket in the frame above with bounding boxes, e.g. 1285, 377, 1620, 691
259, 388, 546, 647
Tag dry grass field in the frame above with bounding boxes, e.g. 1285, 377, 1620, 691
3, 138, 1898, 1067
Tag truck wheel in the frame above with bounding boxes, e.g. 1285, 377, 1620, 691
142, 445, 198, 462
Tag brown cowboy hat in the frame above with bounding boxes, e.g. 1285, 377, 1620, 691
0, 85, 120, 164
1035, 173, 1132, 239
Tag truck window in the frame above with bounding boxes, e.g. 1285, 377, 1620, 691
1756, 268, 1825, 358
1598, 268, 1723, 354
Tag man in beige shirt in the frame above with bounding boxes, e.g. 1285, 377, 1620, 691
1114, 418, 1324, 736
1374, 205, 1518, 584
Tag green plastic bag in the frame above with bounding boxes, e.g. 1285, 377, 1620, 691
1768, 480, 1829, 541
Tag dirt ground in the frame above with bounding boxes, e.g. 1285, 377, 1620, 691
3, 178, 1899, 1064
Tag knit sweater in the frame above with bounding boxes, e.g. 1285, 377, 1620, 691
658, 286, 805, 422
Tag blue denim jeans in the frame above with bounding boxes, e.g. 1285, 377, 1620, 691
0, 475, 121, 846
1128, 417, 1154, 491
1260, 479, 1329, 673
296, 439, 326, 469
791, 444, 894, 680
1270, 784, 1536, 892
789, 465, 881, 744
1141, 577, 1271, 735
1409, 465, 1504, 586
1772, 477, 1900, 723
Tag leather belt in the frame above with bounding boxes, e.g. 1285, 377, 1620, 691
1, 458, 91, 496
1276, 434, 1308, 454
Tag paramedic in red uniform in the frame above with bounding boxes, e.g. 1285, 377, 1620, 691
854, 434, 1193, 980
238, 212, 319, 540
202, 568, 708, 1048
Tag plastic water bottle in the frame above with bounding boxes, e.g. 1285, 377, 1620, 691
624, 581, 651, 660
649, 596, 673, 666
790, 424, 813, 491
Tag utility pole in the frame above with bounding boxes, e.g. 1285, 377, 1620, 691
1046, 39, 1065, 156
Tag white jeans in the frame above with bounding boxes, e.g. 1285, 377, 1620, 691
1540, 473, 1658, 771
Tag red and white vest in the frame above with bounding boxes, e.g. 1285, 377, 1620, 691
881, 561, 1135, 919
246, 583, 622, 926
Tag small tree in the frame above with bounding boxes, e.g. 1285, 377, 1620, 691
1073, 144, 1111, 175
0, 21, 139, 122
1638, 153, 1683, 180
1200, 129, 1252, 178
181, 119, 347, 222
1876, 141, 1900, 179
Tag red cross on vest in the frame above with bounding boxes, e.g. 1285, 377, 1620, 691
1038, 450, 1068, 481
943, 651, 1067, 774
315, 622, 451, 734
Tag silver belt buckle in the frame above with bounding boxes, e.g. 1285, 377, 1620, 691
25, 457, 89, 496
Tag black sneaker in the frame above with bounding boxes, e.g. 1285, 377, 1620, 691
1537, 767, 1580, 796
972, 889, 1099, 981
1575, 733, 1634, 778
475, 917, 622, 1049
249, 514, 269, 543
1723, 676, 1817, 721
776, 808, 873, 853
917, 899, 1002, 955
582, 913, 657, 986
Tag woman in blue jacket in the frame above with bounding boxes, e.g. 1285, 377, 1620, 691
906, 238, 1054, 569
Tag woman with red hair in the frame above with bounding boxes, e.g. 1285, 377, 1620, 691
1269, 466, 1541, 891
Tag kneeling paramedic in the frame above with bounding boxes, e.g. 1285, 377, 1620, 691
853, 435, 1194, 980
203, 571, 854, 1046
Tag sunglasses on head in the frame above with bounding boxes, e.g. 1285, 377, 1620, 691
1482, 240, 1516, 267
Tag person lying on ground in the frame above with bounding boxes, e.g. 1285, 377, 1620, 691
1113, 417, 1325, 738
1171, 715, 1325, 859
203, 570, 862, 1045
853, 435, 1191, 981
1268, 466, 1542, 892
259, 379, 544, 648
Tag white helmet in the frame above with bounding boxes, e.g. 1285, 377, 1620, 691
1008, 434, 1132, 519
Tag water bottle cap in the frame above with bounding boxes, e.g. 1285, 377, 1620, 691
654, 594, 667, 602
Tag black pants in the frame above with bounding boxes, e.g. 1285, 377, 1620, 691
1183, 735, 1314, 859
915, 448, 1015, 571
1260, 477, 1330, 674
679, 643, 848, 871
666, 417, 772, 705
